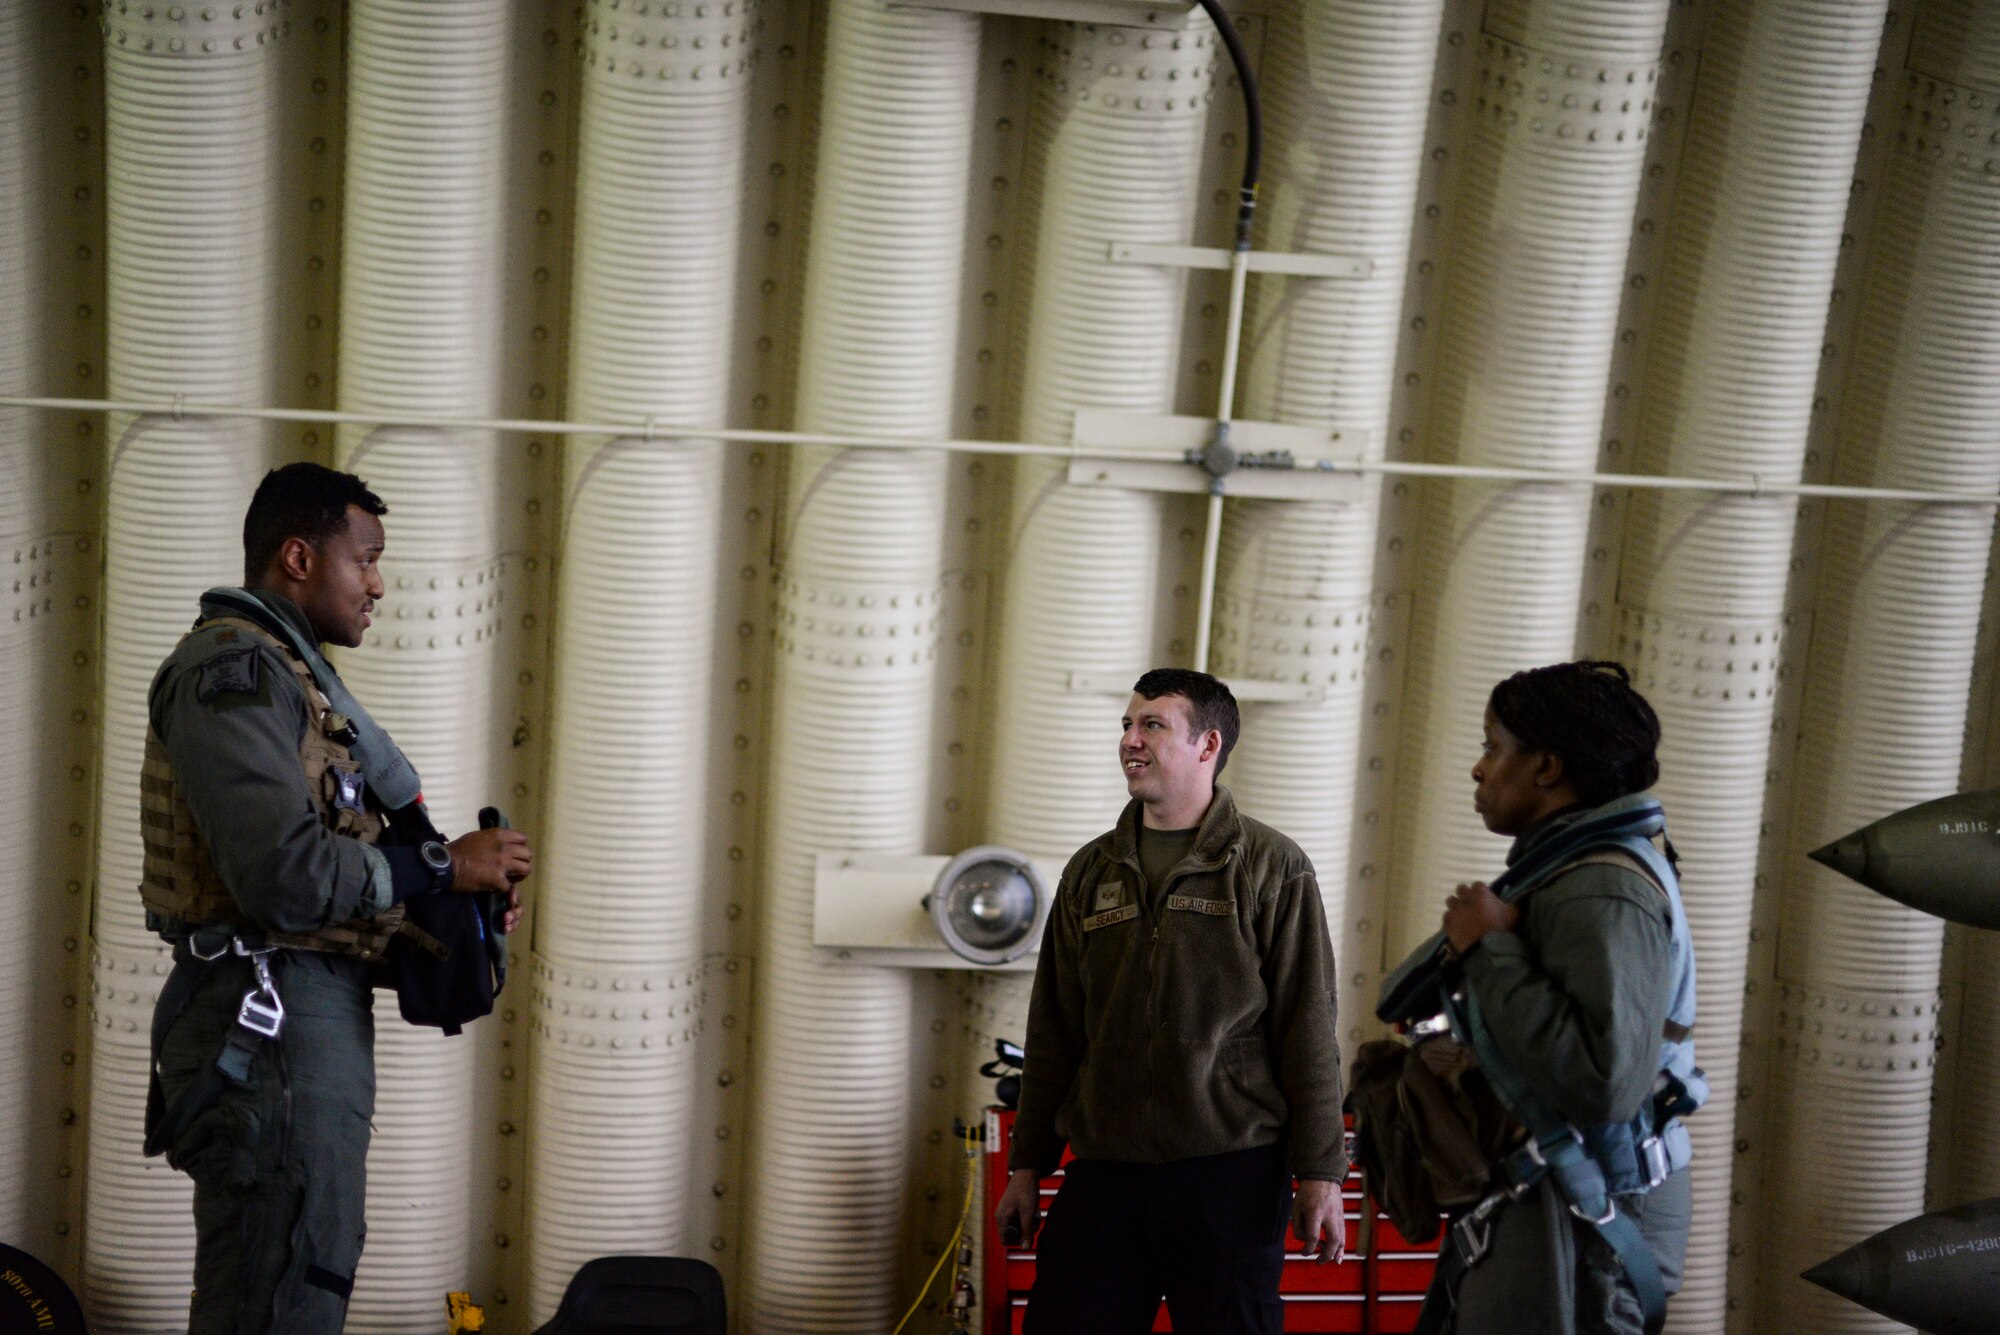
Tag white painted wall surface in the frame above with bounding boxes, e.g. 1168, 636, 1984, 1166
0, 4, 1991, 1332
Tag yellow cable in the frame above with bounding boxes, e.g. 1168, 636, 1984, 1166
889, 1126, 981, 1335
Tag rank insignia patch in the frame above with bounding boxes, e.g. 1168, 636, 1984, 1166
195, 647, 261, 704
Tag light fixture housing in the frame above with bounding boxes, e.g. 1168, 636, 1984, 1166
812, 847, 1056, 970
925, 845, 1050, 966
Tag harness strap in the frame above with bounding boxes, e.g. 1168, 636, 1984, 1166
1413, 1144, 1668, 1335
142, 933, 285, 1160
1427, 871, 1673, 1335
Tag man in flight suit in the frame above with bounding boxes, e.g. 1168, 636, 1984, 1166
140, 463, 533, 1333
994, 668, 1347, 1334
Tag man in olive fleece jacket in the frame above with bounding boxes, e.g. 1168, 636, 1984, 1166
995, 669, 1345, 1335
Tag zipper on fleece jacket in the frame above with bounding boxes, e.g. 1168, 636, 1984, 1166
1133, 842, 1234, 1161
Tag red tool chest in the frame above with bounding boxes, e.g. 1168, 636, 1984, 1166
983, 1108, 1439, 1334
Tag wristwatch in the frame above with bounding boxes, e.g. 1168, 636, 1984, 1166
419, 839, 455, 891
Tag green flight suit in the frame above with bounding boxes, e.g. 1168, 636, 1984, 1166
146, 590, 406, 1334
1444, 809, 1691, 1335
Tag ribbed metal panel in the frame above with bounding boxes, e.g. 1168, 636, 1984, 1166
986, 17, 1214, 859
1390, 1, 1669, 964
740, 4, 976, 1329
328, 3, 511, 1323
1763, 12, 2000, 1327
1610, 5, 1885, 1329
84, 4, 288, 1326
1926, 0, 2000, 1225
1212, 0, 1440, 930
528, 0, 758, 1319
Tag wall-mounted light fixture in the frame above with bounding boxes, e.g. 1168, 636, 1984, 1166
813, 846, 1054, 971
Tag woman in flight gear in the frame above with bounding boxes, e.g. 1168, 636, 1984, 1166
1393, 661, 1701, 1335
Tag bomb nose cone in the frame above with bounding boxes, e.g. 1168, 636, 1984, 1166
1802, 1248, 1865, 1302
1809, 834, 1867, 881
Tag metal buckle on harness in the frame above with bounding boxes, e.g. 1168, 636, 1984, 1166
1568, 1198, 1618, 1227
1639, 1134, 1669, 1189
237, 987, 284, 1039
1504, 1127, 1578, 1199
187, 930, 233, 961
1452, 1190, 1509, 1267
231, 939, 285, 1040
1451, 1207, 1493, 1267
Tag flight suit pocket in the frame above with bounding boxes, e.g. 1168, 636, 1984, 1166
170, 1098, 264, 1190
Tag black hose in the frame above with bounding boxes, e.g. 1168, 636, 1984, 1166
1194, 0, 1263, 250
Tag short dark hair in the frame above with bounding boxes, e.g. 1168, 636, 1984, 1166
1488, 660, 1661, 808
243, 463, 388, 580
1132, 668, 1241, 774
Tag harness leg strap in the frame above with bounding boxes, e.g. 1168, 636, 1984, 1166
144, 944, 287, 1160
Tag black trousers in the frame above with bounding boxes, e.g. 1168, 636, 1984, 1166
1025, 1141, 1292, 1335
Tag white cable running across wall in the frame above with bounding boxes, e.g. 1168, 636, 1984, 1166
8, 393, 1996, 507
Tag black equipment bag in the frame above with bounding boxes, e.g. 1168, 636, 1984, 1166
385, 806, 511, 1037
531, 1256, 726, 1335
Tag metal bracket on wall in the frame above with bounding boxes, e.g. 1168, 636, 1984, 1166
1068, 409, 1371, 501
1107, 240, 1374, 280
889, 0, 1196, 27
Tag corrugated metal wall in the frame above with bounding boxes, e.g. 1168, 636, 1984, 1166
4, 2, 1998, 1332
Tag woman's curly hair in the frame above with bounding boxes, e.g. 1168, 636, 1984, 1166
1488, 660, 1661, 807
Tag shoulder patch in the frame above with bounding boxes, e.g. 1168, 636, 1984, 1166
196, 647, 262, 704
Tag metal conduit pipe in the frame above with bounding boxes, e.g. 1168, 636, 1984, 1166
1607, 4, 1884, 1328
976, 8, 1216, 1162
739, 5, 977, 1329
1761, 7, 2000, 1328
1211, 0, 1440, 944
15, 390, 2000, 510
527, 1, 757, 1319
1387, 0, 1669, 964
326, 3, 510, 1322
83, 6, 288, 1325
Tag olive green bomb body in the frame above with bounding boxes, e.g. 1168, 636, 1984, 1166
1802, 1197, 2000, 1331
1808, 788, 2000, 930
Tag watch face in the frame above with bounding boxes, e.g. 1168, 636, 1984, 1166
423, 841, 451, 872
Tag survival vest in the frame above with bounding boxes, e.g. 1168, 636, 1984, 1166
139, 615, 413, 960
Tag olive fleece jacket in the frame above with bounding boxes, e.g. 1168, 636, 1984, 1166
1010, 786, 1346, 1180
1460, 809, 1676, 1130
